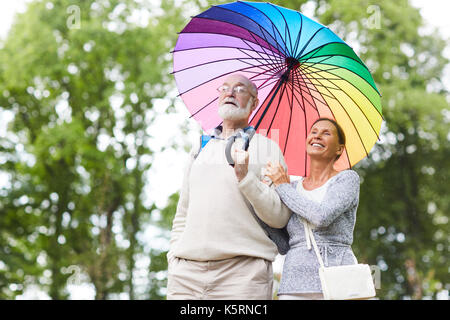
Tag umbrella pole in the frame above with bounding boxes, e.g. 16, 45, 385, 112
254, 66, 293, 130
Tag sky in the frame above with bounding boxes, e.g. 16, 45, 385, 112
0, 0, 449, 300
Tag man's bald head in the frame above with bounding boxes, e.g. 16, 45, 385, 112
222, 74, 258, 98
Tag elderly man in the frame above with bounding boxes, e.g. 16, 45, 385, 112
166, 74, 291, 300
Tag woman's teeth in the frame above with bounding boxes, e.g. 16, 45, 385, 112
312, 143, 324, 147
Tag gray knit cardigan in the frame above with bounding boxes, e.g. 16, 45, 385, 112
274, 169, 361, 294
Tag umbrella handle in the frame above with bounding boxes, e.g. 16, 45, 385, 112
225, 128, 255, 167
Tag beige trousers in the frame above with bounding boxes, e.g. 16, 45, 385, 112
166, 256, 273, 300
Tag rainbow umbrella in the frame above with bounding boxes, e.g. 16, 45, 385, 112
172, 1, 383, 176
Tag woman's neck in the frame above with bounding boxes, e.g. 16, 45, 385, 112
305, 159, 338, 185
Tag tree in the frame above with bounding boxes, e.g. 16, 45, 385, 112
0, 0, 186, 299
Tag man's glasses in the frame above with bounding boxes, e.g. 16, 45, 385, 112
217, 85, 255, 97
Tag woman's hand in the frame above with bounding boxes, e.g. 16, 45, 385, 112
263, 162, 290, 186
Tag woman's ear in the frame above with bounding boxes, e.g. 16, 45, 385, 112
336, 143, 345, 157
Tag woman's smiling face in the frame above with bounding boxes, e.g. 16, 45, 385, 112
306, 120, 344, 161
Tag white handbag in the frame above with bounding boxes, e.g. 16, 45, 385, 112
300, 217, 376, 300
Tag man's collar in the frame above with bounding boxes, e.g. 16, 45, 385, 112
208, 125, 223, 138
208, 125, 254, 139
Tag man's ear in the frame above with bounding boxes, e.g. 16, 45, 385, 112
252, 98, 259, 112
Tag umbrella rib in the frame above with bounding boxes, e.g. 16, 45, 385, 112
298, 55, 335, 74
298, 65, 342, 78
240, 62, 285, 78
235, 57, 278, 73
265, 24, 288, 66
189, 65, 282, 119
241, 30, 284, 69
309, 75, 371, 157
286, 71, 312, 176
299, 42, 372, 73
270, 3, 294, 57
297, 41, 342, 60
177, 29, 282, 56
294, 69, 322, 116
248, 26, 286, 69
291, 12, 303, 58
240, 45, 285, 79
296, 26, 326, 59
250, 20, 286, 66
286, 78, 315, 111
295, 70, 348, 171
271, 23, 289, 64
213, 6, 289, 56
285, 80, 306, 111
250, 76, 287, 129
296, 72, 311, 177
237, 42, 281, 68
239, 1, 290, 56
173, 45, 282, 60
288, 81, 318, 112
236, 47, 276, 63
257, 77, 282, 91
289, 70, 323, 114
293, 76, 341, 99
194, 10, 287, 56
178, 61, 283, 96
306, 67, 382, 140
249, 62, 286, 81
301, 51, 381, 96
290, 70, 341, 101
189, 96, 219, 118
303, 61, 381, 97
173, 43, 283, 60
300, 64, 380, 144
265, 80, 289, 135
302, 54, 370, 71
173, 56, 281, 74
303, 63, 383, 119
281, 76, 297, 156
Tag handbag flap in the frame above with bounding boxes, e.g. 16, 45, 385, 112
319, 264, 376, 300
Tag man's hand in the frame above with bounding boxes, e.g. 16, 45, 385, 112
233, 149, 249, 182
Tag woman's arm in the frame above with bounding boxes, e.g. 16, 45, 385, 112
275, 170, 360, 228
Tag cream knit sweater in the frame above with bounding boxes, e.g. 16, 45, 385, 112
168, 133, 291, 262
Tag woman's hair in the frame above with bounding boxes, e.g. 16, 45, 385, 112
311, 118, 346, 159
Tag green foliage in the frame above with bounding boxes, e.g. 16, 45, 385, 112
0, 0, 187, 299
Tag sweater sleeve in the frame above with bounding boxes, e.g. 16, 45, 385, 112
238, 171, 291, 228
275, 170, 360, 228
167, 147, 196, 261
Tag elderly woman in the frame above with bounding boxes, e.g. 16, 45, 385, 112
264, 118, 361, 300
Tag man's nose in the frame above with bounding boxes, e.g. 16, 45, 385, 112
224, 89, 236, 97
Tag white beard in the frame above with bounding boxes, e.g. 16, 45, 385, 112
218, 97, 254, 121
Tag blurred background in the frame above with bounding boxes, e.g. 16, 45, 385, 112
0, 0, 448, 300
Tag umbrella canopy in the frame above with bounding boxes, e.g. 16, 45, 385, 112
172, 1, 383, 176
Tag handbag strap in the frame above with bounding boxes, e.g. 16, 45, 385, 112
297, 216, 325, 269
295, 180, 325, 269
